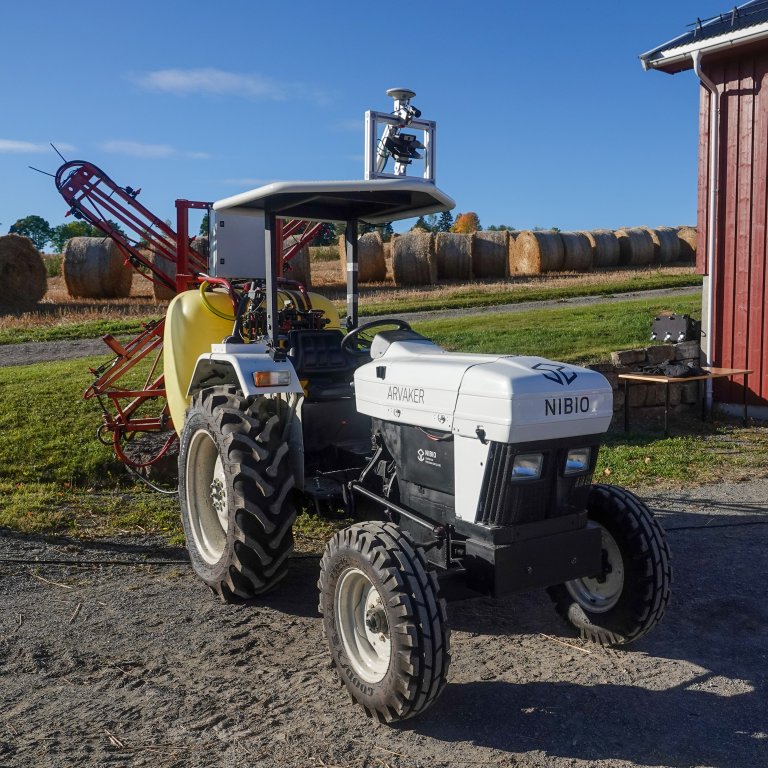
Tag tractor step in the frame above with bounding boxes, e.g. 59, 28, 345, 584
303, 475, 344, 500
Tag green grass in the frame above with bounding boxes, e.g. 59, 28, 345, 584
596, 423, 768, 489
414, 293, 702, 365
0, 271, 700, 345
0, 357, 180, 539
357, 272, 702, 317
309, 245, 339, 262
0, 317, 161, 345
2, 294, 765, 541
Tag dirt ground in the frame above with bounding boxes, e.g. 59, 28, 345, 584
1, 480, 766, 768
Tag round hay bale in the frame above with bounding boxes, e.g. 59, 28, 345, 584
190, 234, 209, 260
337, 232, 387, 283
560, 231, 593, 272
615, 227, 654, 266
283, 235, 311, 287
472, 230, 509, 278
580, 230, 620, 269
151, 249, 177, 301
392, 231, 437, 286
0, 234, 47, 312
677, 226, 697, 262
435, 232, 472, 280
644, 227, 680, 264
510, 230, 564, 274
63, 237, 132, 298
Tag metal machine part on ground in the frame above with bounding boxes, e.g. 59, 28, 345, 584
63, 89, 673, 723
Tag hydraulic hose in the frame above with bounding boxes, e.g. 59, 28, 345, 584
199, 281, 236, 321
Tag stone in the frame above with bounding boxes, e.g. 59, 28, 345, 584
681, 381, 700, 404
611, 349, 647, 366
644, 385, 666, 407
674, 340, 701, 361
628, 384, 647, 407
646, 345, 675, 365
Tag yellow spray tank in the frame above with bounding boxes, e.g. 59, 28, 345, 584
164, 286, 339, 435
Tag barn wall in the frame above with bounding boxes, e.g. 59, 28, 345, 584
697, 49, 768, 408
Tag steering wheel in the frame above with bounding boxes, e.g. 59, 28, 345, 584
340, 318, 413, 355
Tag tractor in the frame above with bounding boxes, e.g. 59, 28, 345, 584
58, 89, 672, 723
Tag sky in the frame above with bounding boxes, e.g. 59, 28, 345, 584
0, 1, 731, 242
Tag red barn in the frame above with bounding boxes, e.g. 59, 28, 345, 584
641, 1, 768, 419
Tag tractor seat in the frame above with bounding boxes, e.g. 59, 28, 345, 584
287, 330, 355, 401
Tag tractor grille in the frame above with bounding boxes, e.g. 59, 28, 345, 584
475, 441, 595, 527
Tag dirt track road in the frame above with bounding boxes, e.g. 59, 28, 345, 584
0, 286, 701, 368
1, 478, 767, 768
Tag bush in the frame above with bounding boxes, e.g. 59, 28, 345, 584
44, 255, 62, 277
309, 246, 338, 262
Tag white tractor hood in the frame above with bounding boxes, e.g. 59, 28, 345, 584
354, 339, 613, 444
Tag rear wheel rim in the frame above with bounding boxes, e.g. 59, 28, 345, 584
335, 567, 391, 684
186, 428, 228, 565
566, 523, 624, 613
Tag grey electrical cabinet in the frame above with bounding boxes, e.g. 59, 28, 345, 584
209, 209, 267, 279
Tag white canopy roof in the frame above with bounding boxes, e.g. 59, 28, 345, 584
213, 178, 455, 224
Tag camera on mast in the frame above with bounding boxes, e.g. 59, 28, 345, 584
364, 88, 436, 183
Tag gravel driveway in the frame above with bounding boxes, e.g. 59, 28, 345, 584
1, 478, 766, 768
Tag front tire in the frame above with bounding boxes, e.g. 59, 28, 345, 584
179, 386, 296, 601
318, 522, 451, 723
547, 484, 672, 646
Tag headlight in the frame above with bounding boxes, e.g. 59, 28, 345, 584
565, 447, 591, 476
511, 453, 543, 481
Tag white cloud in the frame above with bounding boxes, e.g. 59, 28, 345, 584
0, 139, 76, 154
133, 67, 328, 104
101, 140, 175, 158
100, 140, 209, 160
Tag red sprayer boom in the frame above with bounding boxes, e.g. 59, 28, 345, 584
54, 160, 320, 470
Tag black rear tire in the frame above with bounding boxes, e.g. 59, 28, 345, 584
179, 386, 296, 601
318, 522, 450, 723
547, 484, 672, 646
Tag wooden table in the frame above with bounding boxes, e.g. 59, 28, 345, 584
617, 367, 752, 436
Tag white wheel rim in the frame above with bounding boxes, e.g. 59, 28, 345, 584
186, 428, 228, 565
566, 523, 624, 613
335, 567, 391, 684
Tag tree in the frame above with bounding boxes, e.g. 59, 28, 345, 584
451, 212, 480, 234
9, 215, 52, 250
437, 211, 454, 232
199, 212, 209, 236
379, 222, 394, 242
487, 224, 515, 232
310, 222, 339, 247
412, 216, 430, 232
49, 221, 101, 253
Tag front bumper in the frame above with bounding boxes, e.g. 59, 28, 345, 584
458, 515, 603, 597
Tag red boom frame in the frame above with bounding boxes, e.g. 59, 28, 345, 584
55, 161, 321, 469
